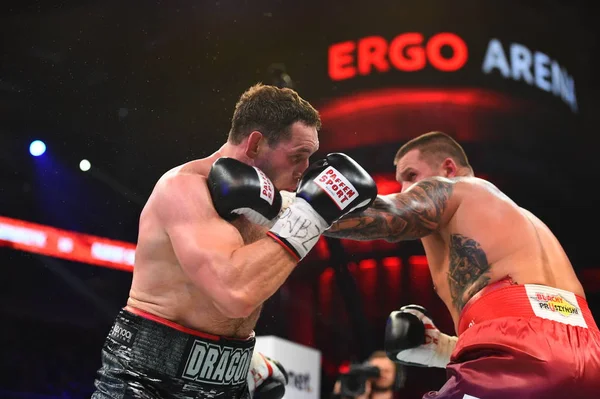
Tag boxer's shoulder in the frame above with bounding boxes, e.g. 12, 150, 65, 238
445, 176, 512, 207
400, 176, 464, 221
159, 170, 207, 190
458, 176, 504, 195
145, 170, 213, 225
156, 158, 213, 185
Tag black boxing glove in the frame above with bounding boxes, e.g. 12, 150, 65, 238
207, 157, 295, 226
268, 153, 377, 260
385, 305, 457, 369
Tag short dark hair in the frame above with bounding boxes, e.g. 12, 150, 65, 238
228, 83, 321, 145
394, 131, 472, 172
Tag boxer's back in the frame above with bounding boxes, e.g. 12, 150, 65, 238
127, 159, 263, 338
427, 177, 584, 326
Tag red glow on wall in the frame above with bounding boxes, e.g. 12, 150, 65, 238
305, 237, 330, 262
340, 238, 399, 254
320, 88, 512, 122
383, 257, 402, 306
320, 267, 335, 285
319, 267, 335, 319
317, 87, 520, 153
374, 174, 402, 195
328, 32, 468, 81
408, 255, 435, 309
359, 259, 377, 270
340, 239, 372, 253
357, 259, 378, 310
382, 256, 402, 270
342, 262, 354, 275
409, 255, 429, 267
315, 237, 330, 259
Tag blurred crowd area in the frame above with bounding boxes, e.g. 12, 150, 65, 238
1, 315, 105, 399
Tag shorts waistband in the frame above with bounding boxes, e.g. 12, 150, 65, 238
457, 278, 598, 335
125, 306, 255, 341
105, 308, 256, 388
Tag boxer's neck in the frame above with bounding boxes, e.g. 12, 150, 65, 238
214, 142, 253, 165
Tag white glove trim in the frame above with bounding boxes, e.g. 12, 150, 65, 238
396, 307, 458, 369
268, 198, 328, 259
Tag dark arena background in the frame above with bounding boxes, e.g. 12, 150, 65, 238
1, 1, 599, 398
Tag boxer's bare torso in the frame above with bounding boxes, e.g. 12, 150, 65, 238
127, 157, 265, 338
420, 177, 583, 329
327, 177, 584, 332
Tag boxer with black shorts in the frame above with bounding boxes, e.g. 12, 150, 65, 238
92, 84, 378, 399
326, 131, 600, 398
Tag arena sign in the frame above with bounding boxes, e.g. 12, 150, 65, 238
328, 33, 577, 112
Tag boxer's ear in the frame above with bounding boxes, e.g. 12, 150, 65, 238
245, 131, 264, 159
441, 157, 457, 177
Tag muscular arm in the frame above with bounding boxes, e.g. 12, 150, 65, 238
156, 174, 298, 319
325, 177, 457, 242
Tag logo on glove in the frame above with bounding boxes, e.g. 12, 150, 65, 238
255, 167, 275, 206
314, 166, 358, 210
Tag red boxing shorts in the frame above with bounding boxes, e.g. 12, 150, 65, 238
423, 278, 600, 399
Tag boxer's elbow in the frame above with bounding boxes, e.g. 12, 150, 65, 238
213, 290, 257, 319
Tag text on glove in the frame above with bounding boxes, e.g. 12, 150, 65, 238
314, 167, 358, 210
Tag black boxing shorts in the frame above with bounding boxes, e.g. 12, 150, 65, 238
92, 307, 255, 399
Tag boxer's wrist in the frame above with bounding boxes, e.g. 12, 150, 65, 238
268, 198, 329, 260
263, 191, 296, 228
432, 333, 458, 368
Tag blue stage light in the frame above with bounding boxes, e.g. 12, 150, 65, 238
29, 140, 47, 157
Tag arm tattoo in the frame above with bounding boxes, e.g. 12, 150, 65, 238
325, 178, 454, 242
448, 234, 491, 312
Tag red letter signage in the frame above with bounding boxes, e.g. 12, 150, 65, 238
328, 32, 468, 80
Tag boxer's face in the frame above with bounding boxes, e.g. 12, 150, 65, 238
369, 356, 396, 390
396, 149, 440, 193
255, 122, 319, 191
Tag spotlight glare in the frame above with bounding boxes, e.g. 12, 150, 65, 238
79, 159, 91, 172
29, 140, 46, 157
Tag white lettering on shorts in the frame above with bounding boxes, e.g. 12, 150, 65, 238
181, 340, 253, 386
314, 166, 359, 210
525, 284, 588, 328
463, 395, 481, 399
109, 322, 137, 346
254, 167, 274, 206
